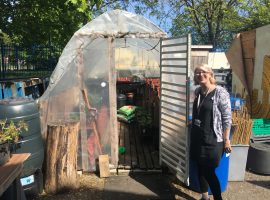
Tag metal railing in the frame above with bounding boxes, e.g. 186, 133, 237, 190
0, 44, 61, 79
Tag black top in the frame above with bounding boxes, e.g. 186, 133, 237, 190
194, 89, 216, 145
190, 88, 223, 167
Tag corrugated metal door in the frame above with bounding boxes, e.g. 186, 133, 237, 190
159, 35, 191, 184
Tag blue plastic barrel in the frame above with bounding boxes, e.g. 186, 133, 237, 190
189, 153, 230, 194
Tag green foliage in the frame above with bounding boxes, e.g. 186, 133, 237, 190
124, 0, 270, 51
169, 0, 242, 50
0, 120, 28, 144
0, 30, 12, 44
1, 0, 103, 48
66, 0, 103, 23
136, 107, 152, 128
239, 0, 270, 31
2, 0, 270, 51
169, 0, 270, 50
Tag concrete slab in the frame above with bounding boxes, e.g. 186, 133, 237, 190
104, 173, 175, 200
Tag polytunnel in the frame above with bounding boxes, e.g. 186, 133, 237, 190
39, 9, 168, 171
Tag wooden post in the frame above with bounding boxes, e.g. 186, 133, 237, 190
108, 37, 118, 167
44, 122, 80, 194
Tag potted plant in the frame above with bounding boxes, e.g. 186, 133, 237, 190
136, 107, 153, 136
0, 119, 28, 166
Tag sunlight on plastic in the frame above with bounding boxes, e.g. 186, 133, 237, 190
101, 82, 106, 87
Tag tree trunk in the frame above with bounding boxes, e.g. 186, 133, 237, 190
44, 122, 79, 194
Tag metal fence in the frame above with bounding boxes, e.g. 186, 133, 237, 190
0, 44, 61, 79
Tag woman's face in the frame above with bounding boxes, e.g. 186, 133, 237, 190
195, 67, 212, 85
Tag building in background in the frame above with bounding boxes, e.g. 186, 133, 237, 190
208, 52, 232, 92
208, 52, 230, 69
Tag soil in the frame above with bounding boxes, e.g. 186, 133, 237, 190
29, 173, 104, 200
29, 171, 270, 200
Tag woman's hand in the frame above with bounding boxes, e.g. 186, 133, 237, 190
224, 139, 232, 153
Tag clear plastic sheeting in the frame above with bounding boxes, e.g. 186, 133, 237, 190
115, 38, 161, 78
39, 10, 167, 171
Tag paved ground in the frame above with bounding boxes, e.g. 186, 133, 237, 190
31, 170, 270, 200
103, 171, 270, 200
223, 171, 270, 200
104, 173, 175, 200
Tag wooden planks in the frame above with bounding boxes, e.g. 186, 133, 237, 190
0, 153, 30, 196
134, 126, 147, 169
117, 121, 160, 171
129, 123, 138, 168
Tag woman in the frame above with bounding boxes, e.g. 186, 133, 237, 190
190, 64, 232, 200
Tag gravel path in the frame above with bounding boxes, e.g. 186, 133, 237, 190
223, 171, 270, 200
30, 171, 269, 200
172, 171, 270, 199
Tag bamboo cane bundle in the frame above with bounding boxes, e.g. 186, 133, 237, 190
231, 106, 253, 145
243, 119, 253, 144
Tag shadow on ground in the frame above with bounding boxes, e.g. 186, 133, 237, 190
103, 173, 197, 200
246, 180, 270, 190
29, 172, 200, 200
28, 171, 270, 200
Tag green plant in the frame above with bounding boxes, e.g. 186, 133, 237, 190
136, 107, 152, 128
0, 120, 28, 144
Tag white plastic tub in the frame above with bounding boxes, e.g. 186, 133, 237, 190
228, 145, 249, 181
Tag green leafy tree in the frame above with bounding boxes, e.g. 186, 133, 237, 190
1, 0, 102, 48
116, 0, 270, 50
67, 0, 103, 24
133, 0, 270, 50
168, 0, 244, 50
0, 30, 12, 44
3, 0, 270, 51
239, 0, 270, 31
97, 0, 240, 50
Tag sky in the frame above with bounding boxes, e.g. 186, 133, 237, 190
123, 1, 174, 35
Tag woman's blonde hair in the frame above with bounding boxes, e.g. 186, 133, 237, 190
193, 64, 216, 85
